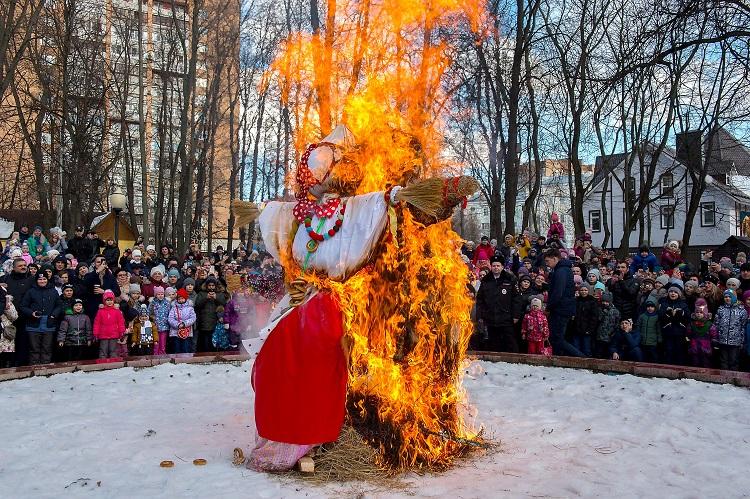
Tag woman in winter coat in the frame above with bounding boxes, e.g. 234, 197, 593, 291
658, 283, 690, 366
92, 289, 127, 359
19, 271, 63, 365
714, 289, 747, 371
168, 288, 197, 354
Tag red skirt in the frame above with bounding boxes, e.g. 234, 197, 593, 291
252, 292, 347, 445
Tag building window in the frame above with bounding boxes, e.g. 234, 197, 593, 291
660, 174, 674, 197
627, 176, 636, 200
481, 223, 490, 230
700, 202, 715, 227
660, 205, 675, 229
589, 210, 601, 233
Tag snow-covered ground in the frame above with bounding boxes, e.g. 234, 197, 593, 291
0, 360, 748, 498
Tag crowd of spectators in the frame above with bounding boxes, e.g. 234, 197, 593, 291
464, 214, 750, 372
0, 224, 284, 367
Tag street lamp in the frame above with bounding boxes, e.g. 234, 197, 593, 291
109, 189, 127, 245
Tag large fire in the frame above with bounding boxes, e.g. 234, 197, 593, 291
268, 0, 486, 469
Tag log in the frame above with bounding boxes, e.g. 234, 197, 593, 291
296, 456, 315, 473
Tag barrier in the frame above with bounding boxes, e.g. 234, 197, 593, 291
469, 350, 750, 388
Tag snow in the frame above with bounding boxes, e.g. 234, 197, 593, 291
0, 360, 749, 498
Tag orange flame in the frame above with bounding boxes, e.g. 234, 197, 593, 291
269, 0, 486, 469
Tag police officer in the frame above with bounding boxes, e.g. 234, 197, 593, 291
476, 255, 520, 352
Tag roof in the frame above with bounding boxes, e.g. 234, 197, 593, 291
707, 129, 750, 176
591, 152, 629, 189
710, 178, 750, 204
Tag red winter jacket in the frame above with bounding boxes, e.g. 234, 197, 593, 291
93, 304, 126, 340
521, 309, 550, 342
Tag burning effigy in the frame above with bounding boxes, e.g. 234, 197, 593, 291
234, 0, 487, 474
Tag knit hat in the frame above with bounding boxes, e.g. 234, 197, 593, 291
574, 275, 583, 286
655, 275, 670, 287
667, 240, 679, 250
103, 289, 115, 302
738, 252, 747, 259
139, 304, 149, 316
62, 284, 74, 292
165, 287, 176, 296
167, 268, 181, 278
131, 249, 142, 258
724, 289, 737, 305
150, 264, 165, 277
726, 277, 740, 289
531, 297, 543, 309
73, 298, 83, 306
176, 288, 189, 300
742, 262, 750, 272
183, 277, 195, 287
146, 245, 156, 252
128, 283, 141, 294
704, 274, 720, 284
693, 297, 711, 319
587, 268, 601, 280
684, 280, 699, 292
601, 291, 613, 303
743, 290, 750, 303
34, 271, 47, 281
641, 277, 655, 286
551, 212, 559, 222
594, 281, 606, 292
645, 298, 657, 308
153, 286, 165, 296
10, 248, 22, 258
47, 249, 60, 259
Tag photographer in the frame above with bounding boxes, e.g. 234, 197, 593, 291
607, 261, 639, 322
82, 256, 118, 319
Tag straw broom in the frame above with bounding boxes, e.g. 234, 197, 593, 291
232, 175, 479, 226
394, 176, 480, 217
231, 200, 261, 227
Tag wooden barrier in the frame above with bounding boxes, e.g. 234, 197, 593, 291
0, 352, 251, 382
469, 350, 750, 388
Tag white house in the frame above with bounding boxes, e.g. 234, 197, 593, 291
581, 131, 750, 252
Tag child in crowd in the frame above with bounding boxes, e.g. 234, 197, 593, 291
658, 284, 690, 366
573, 285, 599, 357
148, 286, 170, 355
714, 289, 747, 371
168, 288, 196, 354
637, 298, 661, 363
610, 318, 642, 362
59, 284, 76, 316
596, 291, 620, 358
521, 297, 549, 354
130, 305, 156, 356
212, 305, 230, 351
183, 278, 197, 304
165, 287, 177, 302
57, 299, 92, 361
93, 290, 127, 359
687, 299, 715, 368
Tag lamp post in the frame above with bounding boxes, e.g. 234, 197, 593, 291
109, 190, 127, 246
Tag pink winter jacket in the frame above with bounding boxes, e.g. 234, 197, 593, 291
93, 304, 126, 340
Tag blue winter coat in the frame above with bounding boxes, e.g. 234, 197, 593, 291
629, 253, 658, 275
547, 258, 576, 317
609, 326, 643, 361
148, 298, 171, 332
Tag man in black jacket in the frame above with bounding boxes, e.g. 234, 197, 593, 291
608, 261, 640, 321
476, 256, 520, 352
67, 226, 89, 261
0, 258, 34, 365
544, 248, 584, 357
